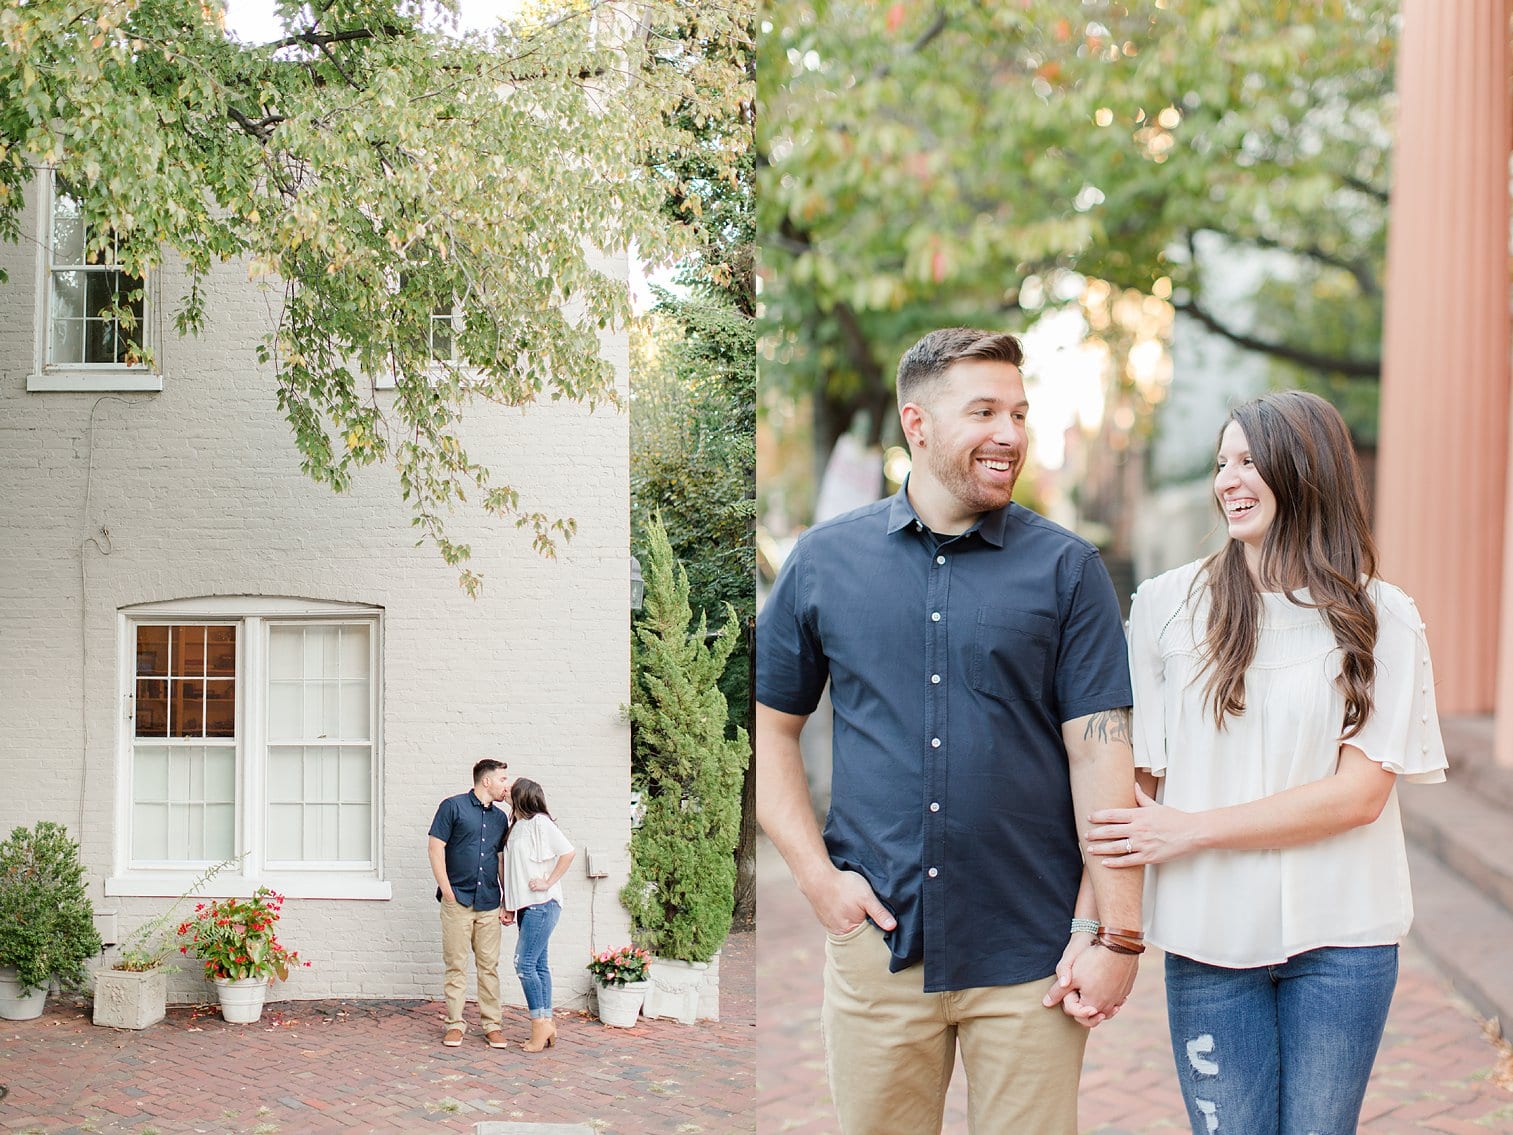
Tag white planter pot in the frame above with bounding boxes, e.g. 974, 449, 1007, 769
594, 979, 648, 1028
0, 966, 47, 1020
93, 967, 168, 1030
643, 955, 720, 1024
213, 976, 270, 1023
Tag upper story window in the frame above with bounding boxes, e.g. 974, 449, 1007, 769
27, 171, 162, 393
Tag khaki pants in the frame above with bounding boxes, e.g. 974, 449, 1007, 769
439, 898, 502, 1033
822, 922, 1087, 1135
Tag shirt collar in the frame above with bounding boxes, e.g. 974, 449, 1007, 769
469, 789, 494, 810
885, 479, 1011, 548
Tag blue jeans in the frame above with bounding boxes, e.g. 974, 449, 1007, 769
1164, 945, 1398, 1135
514, 900, 561, 1018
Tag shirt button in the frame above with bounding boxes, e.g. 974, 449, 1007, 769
930, 674, 940, 684
936, 555, 946, 565
931, 612, 941, 622
915, 521, 923, 531
927, 867, 939, 878
931, 738, 941, 748
929, 802, 940, 812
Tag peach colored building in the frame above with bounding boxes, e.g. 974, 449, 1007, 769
1376, 0, 1512, 764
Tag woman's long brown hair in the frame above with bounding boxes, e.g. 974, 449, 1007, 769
1198, 391, 1378, 739
505, 778, 553, 844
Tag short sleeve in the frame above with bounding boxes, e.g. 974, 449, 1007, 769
537, 817, 574, 860
756, 538, 829, 715
1348, 588, 1448, 783
1127, 583, 1168, 776
1052, 549, 1134, 723
427, 799, 454, 841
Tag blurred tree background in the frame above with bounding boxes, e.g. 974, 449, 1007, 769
758, 0, 1394, 536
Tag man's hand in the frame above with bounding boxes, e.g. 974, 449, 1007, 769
1043, 932, 1100, 1023
500, 908, 515, 925
802, 865, 897, 936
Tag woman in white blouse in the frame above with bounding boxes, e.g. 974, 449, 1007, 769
502, 778, 576, 1052
1085, 391, 1446, 1135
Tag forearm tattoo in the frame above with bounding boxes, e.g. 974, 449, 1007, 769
1082, 707, 1132, 746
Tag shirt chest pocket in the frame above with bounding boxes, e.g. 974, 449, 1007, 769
970, 608, 1057, 705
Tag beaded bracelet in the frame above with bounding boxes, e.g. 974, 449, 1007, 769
1069, 917, 1101, 936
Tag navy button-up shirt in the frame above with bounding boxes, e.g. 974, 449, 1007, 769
429, 790, 510, 911
757, 487, 1132, 992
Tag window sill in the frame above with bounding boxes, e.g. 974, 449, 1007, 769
28, 371, 164, 393
106, 874, 392, 901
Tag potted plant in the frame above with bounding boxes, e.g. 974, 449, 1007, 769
0, 821, 102, 1020
623, 518, 747, 1023
177, 886, 304, 1023
586, 944, 651, 1028
93, 859, 235, 1030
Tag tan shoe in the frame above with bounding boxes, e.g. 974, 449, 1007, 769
484, 1030, 509, 1049
443, 1026, 464, 1047
522, 1017, 556, 1052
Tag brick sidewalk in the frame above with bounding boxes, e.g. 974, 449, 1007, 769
757, 840, 1513, 1134
0, 929, 753, 1135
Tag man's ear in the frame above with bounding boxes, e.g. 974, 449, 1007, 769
900, 402, 928, 450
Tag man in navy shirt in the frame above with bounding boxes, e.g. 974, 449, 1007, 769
758, 328, 1144, 1133
428, 758, 512, 1049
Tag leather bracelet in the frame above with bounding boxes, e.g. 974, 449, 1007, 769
1095, 931, 1146, 956
1099, 926, 1145, 941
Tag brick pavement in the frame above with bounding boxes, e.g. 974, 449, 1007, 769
0, 930, 753, 1135
757, 839, 1513, 1134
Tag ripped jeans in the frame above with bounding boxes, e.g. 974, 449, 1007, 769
1164, 945, 1398, 1135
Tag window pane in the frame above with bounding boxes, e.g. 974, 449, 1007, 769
339, 805, 372, 860
340, 746, 371, 802
204, 748, 236, 802
136, 626, 169, 676
269, 626, 302, 679
52, 195, 85, 264
338, 680, 368, 739
85, 270, 115, 319
267, 680, 302, 741
204, 679, 235, 737
172, 679, 204, 738
320, 680, 339, 739
339, 625, 369, 677
168, 749, 191, 801
206, 626, 236, 676
303, 626, 335, 678
268, 745, 302, 801
132, 805, 169, 859
49, 315, 84, 365
135, 678, 168, 738
135, 746, 169, 800
268, 803, 302, 858
173, 626, 207, 676
204, 804, 235, 859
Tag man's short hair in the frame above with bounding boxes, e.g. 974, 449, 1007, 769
473, 758, 508, 784
896, 327, 1025, 408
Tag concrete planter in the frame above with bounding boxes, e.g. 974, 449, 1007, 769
642, 954, 720, 1024
93, 967, 168, 1030
0, 966, 47, 1020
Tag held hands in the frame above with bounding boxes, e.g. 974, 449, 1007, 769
1086, 783, 1202, 867
802, 865, 897, 937
1044, 939, 1139, 1026
500, 908, 516, 925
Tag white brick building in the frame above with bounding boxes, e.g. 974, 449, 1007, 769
0, 175, 634, 1009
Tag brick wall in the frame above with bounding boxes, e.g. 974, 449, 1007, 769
0, 183, 633, 1008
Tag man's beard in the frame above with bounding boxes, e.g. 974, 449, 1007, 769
926, 444, 1018, 515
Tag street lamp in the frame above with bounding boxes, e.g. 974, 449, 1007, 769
630, 555, 644, 612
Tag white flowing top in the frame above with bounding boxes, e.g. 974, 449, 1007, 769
1129, 560, 1447, 968
503, 814, 574, 913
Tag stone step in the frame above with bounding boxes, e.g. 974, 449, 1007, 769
1399, 778, 1513, 916
1405, 842, 1513, 1036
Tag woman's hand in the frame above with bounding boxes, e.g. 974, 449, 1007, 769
1086, 783, 1206, 867
528, 877, 549, 892
1043, 932, 1104, 1026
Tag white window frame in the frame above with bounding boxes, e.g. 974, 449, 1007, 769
107, 597, 390, 900
27, 170, 162, 393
